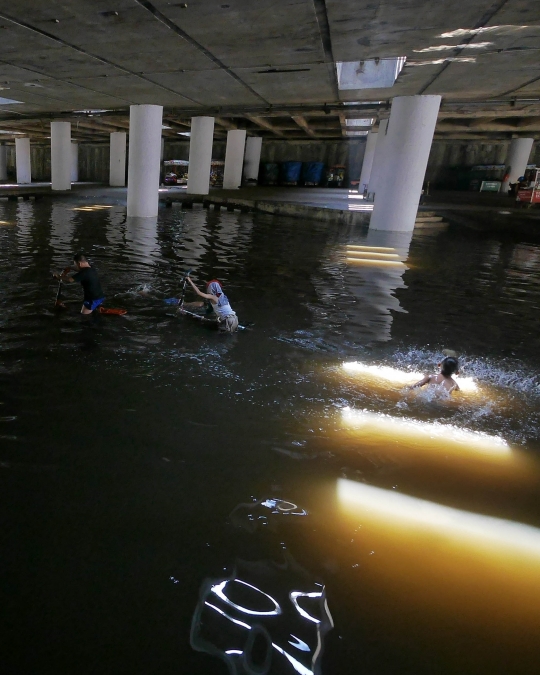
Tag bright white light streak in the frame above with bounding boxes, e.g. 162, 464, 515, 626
341, 408, 510, 457
407, 57, 477, 66
348, 204, 374, 211
338, 479, 540, 558
290, 591, 323, 623
225, 650, 243, 655
440, 25, 530, 38
345, 251, 400, 259
342, 361, 424, 384
346, 244, 396, 252
73, 205, 114, 212
272, 643, 313, 675
341, 361, 478, 392
346, 257, 405, 267
289, 635, 310, 651
204, 601, 251, 630
413, 42, 492, 52
211, 580, 281, 616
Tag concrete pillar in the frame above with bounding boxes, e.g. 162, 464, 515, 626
367, 119, 389, 196
187, 116, 214, 195
0, 143, 7, 181
109, 132, 127, 187
15, 137, 31, 184
358, 130, 378, 194
127, 105, 163, 217
223, 129, 247, 189
502, 137, 534, 192
51, 121, 72, 190
370, 95, 441, 232
243, 136, 263, 183
71, 142, 78, 183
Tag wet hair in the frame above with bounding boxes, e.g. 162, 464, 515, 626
441, 356, 459, 377
73, 253, 87, 263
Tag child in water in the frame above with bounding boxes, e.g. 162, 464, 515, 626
409, 356, 460, 394
184, 276, 239, 333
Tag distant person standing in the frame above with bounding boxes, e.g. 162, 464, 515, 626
53, 253, 105, 315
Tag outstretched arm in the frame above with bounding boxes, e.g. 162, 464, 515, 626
187, 277, 217, 302
409, 374, 431, 389
53, 267, 75, 282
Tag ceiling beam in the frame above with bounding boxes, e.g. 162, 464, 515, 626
215, 117, 238, 131
291, 115, 316, 138
244, 115, 284, 137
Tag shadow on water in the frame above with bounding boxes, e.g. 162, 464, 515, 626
1, 191, 540, 674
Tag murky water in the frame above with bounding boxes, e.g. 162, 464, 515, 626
1, 192, 540, 675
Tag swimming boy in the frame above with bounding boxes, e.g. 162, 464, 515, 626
409, 356, 460, 394
53, 253, 105, 315
184, 276, 239, 333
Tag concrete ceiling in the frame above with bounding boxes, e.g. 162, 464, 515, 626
0, 0, 538, 142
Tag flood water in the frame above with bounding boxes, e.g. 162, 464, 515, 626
1, 192, 540, 675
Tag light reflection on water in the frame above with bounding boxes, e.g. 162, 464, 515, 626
1, 191, 540, 674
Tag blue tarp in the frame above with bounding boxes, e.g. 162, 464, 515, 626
280, 161, 302, 184
260, 163, 280, 185
301, 162, 325, 185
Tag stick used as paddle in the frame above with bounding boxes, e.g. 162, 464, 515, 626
178, 269, 192, 308
53, 266, 71, 309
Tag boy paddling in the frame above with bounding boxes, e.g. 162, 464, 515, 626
53, 253, 105, 315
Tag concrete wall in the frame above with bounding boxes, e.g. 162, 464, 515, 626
162, 138, 365, 185
6, 145, 51, 181
426, 140, 540, 189
3, 138, 539, 188
79, 143, 110, 182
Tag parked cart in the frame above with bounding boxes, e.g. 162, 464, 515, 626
516, 169, 540, 206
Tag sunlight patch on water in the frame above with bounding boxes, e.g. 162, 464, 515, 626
341, 361, 479, 393
346, 244, 396, 252
341, 407, 511, 458
72, 205, 114, 212
338, 478, 540, 559
346, 258, 405, 267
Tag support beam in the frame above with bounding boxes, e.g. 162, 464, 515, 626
0, 143, 7, 181
223, 129, 246, 189
110, 132, 127, 187
215, 117, 238, 131
127, 105, 163, 217
338, 113, 347, 136
245, 115, 284, 137
243, 136, 263, 183
51, 122, 72, 190
502, 137, 534, 192
367, 119, 389, 196
71, 142, 78, 183
15, 137, 31, 184
187, 116, 214, 195
358, 130, 378, 194
291, 115, 316, 138
370, 95, 441, 232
